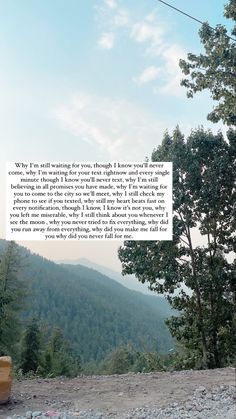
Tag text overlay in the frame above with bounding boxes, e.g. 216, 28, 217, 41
6, 162, 172, 241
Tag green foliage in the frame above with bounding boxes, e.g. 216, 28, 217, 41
19, 318, 41, 374
119, 127, 236, 369
16, 324, 81, 378
133, 351, 164, 373
38, 327, 81, 378
102, 346, 137, 374
0, 241, 25, 357
100, 345, 164, 375
0, 239, 174, 373
179, 0, 236, 126
165, 346, 202, 371
0, 241, 173, 362
81, 361, 102, 376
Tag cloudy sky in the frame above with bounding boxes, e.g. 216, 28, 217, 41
0, 0, 231, 271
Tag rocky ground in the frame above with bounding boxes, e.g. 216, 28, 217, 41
1, 368, 235, 419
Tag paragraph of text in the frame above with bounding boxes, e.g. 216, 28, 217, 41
6, 162, 172, 241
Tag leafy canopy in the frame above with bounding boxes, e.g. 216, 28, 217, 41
179, 0, 236, 126
118, 127, 236, 368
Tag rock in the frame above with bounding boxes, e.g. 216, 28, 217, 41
185, 402, 193, 411
32, 412, 43, 417
45, 411, 60, 417
195, 385, 206, 394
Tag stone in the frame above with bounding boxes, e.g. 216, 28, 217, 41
32, 412, 43, 417
195, 385, 206, 394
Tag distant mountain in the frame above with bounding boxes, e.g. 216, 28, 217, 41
58, 257, 156, 295
59, 258, 191, 298
0, 240, 175, 363
60, 262, 175, 319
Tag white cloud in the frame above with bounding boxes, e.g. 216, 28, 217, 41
96, 5, 186, 97
131, 21, 163, 46
130, 17, 167, 56
134, 66, 161, 85
54, 93, 165, 160
98, 32, 115, 49
104, 0, 118, 8
158, 44, 187, 96
113, 9, 129, 27
130, 16, 186, 96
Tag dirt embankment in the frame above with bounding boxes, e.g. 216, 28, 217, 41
1, 368, 235, 418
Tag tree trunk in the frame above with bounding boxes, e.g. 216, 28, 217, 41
187, 226, 208, 368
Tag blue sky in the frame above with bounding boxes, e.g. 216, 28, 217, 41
0, 0, 232, 270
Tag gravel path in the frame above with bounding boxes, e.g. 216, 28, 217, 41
1, 368, 235, 419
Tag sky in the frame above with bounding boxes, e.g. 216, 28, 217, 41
0, 0, 232, 272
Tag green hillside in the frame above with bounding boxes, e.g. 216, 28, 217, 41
0, 240, 174, 362
59, 257, 153, 295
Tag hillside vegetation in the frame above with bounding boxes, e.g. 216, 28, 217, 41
0, 239, 174, 363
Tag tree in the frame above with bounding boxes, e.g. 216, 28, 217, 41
19, 318, 41, 374
101, 345, 164, 374
39, 327, 81, 377
103, 345, 137, 374
179, 0, 236, 126
0, 241, 25, 356
118, 127, 236, 369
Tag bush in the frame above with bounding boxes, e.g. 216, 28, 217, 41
100, 345, 164, 375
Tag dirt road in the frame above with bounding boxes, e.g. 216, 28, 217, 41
1, 368, 235, 418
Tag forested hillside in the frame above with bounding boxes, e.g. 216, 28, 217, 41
0, 240, 174, 362
59, 257, 153, 295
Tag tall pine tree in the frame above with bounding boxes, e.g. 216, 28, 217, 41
19, 318, 41, 374
0, 241, 25, 357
